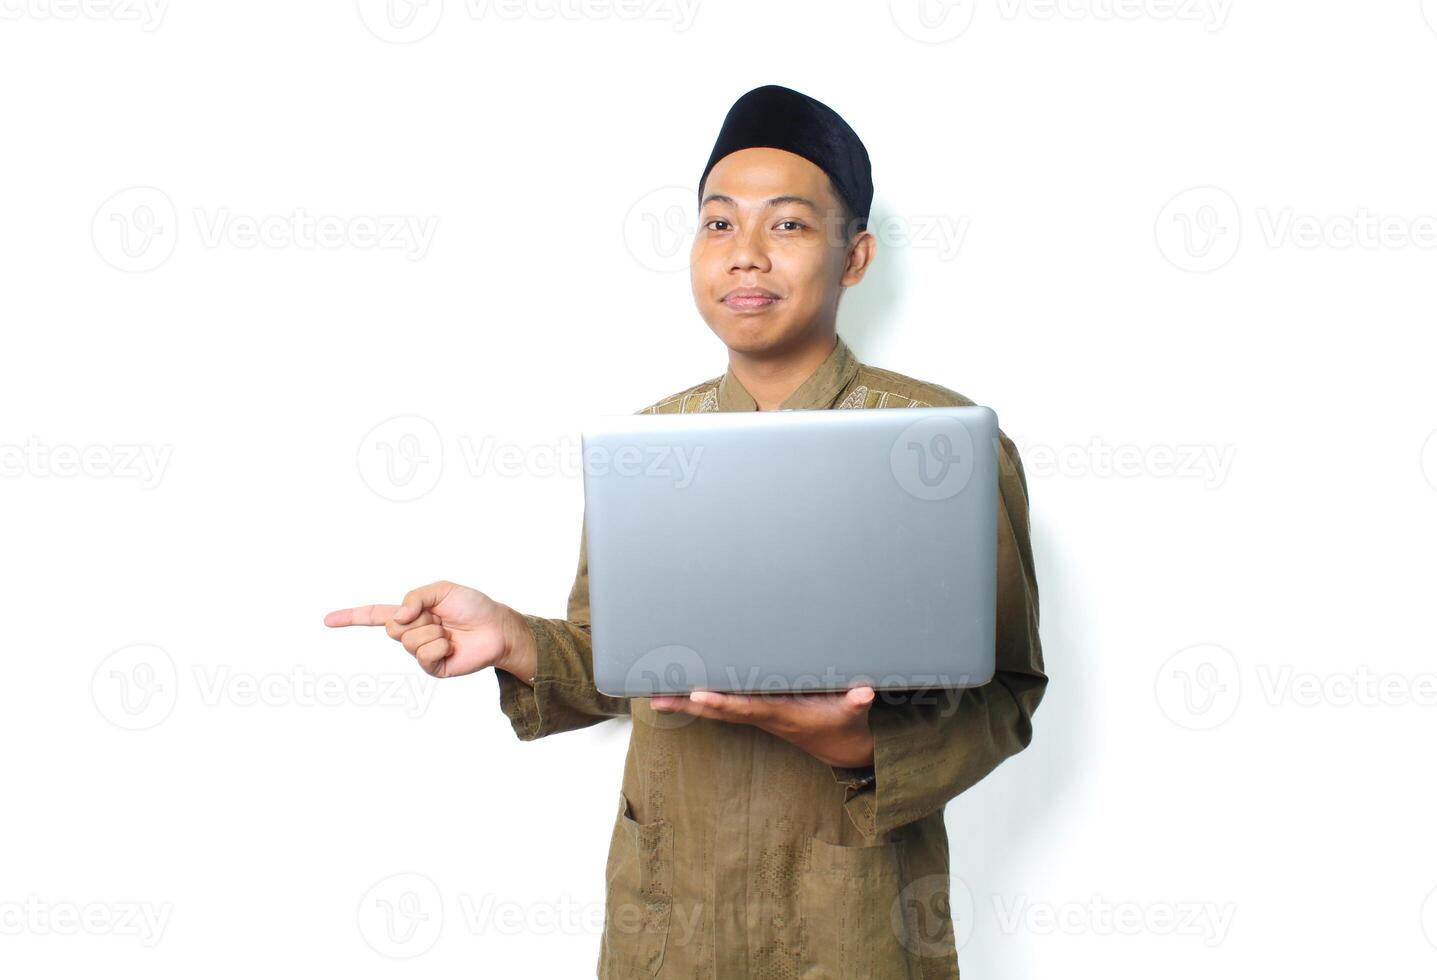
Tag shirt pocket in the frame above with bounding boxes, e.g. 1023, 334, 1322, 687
799, 835, 919, 979
602, 789, 674, 977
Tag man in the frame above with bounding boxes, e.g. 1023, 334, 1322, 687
325, 84, 1046, 979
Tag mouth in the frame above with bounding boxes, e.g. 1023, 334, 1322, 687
721, 288, 781, 312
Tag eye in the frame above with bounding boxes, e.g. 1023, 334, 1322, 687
776, 220, 806, 231
704, 218, 732, 232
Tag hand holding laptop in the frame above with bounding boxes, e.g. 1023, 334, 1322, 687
651, 686, 877, 768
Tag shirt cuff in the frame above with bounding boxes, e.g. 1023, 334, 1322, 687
494, 614, 550, 741
495, 675, 541, 740
831, 764, 875, 787
833, 764, 878, 838
494, 613, 631, 740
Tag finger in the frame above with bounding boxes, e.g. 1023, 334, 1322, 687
415, 634, 452, 675
649, 694, 709, 717
845, 686, 876, 712
653, 696, 724, 722
681, 690, 765, 724
387, 610, 436, 641
400, 623, 445, 657
394, 581, 457, 626
323, 604, 401, 628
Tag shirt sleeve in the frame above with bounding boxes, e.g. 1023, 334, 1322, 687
494, 511, 632, 740
835, 430, 1047, 839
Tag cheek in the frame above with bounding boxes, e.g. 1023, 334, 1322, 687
689, 243, 719, 288
772, 249, 830, 307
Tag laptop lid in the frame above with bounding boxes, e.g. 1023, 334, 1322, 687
580, 405, 1000, 696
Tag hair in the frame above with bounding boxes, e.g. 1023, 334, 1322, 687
827, 175, 866, 241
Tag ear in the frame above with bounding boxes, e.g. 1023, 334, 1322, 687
841, 230, 877, 287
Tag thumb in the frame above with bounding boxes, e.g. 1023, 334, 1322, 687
846, 686, 876, 711
393, 580, 455, 626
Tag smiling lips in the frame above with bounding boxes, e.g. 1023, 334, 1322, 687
722, 287, 780, 311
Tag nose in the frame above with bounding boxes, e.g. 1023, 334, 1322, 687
727, 221, 771, 274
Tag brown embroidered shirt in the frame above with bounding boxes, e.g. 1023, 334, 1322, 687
495, 333, 1046, 979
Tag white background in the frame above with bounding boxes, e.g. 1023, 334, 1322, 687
3, 0, 1437, 976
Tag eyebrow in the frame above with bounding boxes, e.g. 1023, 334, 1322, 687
700, 193, 821, 213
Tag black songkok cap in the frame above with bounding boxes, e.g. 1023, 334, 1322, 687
698, 84, 873, 233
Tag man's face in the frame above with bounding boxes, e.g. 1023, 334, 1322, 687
690, 147, 870, 356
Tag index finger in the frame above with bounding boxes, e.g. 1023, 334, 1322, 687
323, 604, 401, 628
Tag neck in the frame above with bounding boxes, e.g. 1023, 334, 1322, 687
728, 330, 838, 411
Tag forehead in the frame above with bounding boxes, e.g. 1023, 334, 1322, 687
702, 147, 838, 208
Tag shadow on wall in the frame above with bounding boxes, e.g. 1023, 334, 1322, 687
836, 201, 907, 354
944, 507, 1094, 979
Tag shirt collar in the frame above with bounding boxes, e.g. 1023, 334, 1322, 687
714, 333, 860, 412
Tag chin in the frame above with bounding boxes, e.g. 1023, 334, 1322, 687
708, 315, 787, 355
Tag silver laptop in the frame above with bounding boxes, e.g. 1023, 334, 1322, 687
580, 405, 1000, 696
